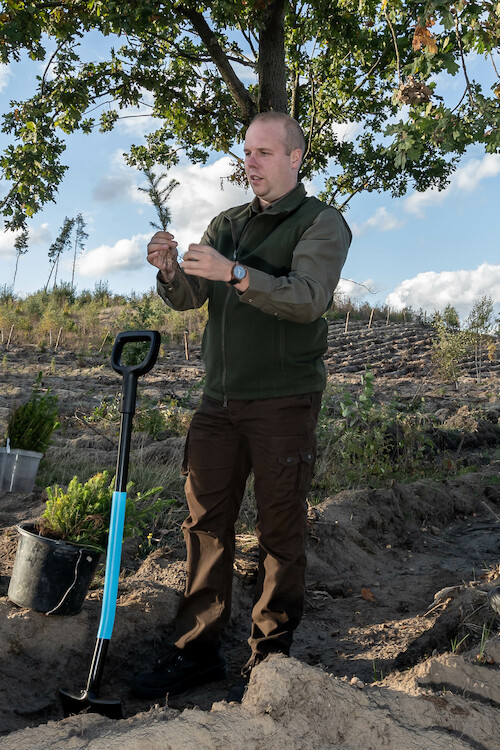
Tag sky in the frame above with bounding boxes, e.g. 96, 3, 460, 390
0, 36, 499, 325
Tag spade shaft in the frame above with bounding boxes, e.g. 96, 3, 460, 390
59, 331, 161, 718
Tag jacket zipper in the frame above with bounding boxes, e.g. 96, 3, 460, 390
220, 208, 284, 404
221, 217, 241, 406
221, 287, 231, 407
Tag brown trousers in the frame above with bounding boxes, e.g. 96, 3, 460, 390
174, 392, 322, 658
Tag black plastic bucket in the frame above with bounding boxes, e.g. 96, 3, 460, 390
8, 524, 101, 615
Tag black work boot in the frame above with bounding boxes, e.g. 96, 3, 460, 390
225, 652, 265, 704
131, 646, 227, 698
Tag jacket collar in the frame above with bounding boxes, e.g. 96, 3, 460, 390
225, 182, 308, 224
249, 182, 307, 216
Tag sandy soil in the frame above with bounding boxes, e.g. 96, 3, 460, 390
0, 321, 499, 749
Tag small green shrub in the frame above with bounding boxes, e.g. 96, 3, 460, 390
313, 368, 436, 498
431, 318, 468, 383
86, 393, 193, 439
6, 373, 60, 452
40, 470, 169, 552
135, 395, 167, 439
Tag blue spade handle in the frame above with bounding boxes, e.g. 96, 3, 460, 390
97, 491, 127, 640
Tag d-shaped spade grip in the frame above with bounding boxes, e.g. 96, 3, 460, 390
110, 330, 161, 493
111, 330, 161, 416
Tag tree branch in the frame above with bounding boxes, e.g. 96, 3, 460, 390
238, 22, 258, 59
454, 9, 477, 110
490, 52, 500, 79
383, 4, 401, 84
339, 277, 376, 294
338, 182, 369, 209
303, 45, 319, 164
291, 70, 300, 121
40, 42, 66, 97
178, 5, 256, 122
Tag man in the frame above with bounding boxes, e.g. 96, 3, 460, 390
133, 111, 351, 701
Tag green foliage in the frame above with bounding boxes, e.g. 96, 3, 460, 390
441, 304, 460, 330
135, 396, 167, 440
158, 397, 193, 437
450, 633, 469, 654
40, 470, 168, 552
92, 280, 113, 305
45, 216, 76, 290
314, 368, 434, 496
465, 295, 496, 383
466, 295, 495, 335
0, 284, 15, 304
37, 298, 71, 339
431, 317, 469, 383
86, 392, 193, 439
6, 372, 59, 452
138, 167, 179, 231
116, 293, 167, 365
85, 394, 121, 429
1, 2, 499, 228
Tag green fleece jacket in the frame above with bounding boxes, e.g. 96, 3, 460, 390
157, 183, 351, 401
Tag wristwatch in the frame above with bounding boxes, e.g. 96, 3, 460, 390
228, 263, 248, 285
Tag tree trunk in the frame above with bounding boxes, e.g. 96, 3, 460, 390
12, 254, 20, 291
45, 261, 55, 293
258, 0, 288, 113
71, 237, 77, 289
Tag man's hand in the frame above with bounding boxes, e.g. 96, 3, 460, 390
147, 231, 179, 283
181, 244, 233, 282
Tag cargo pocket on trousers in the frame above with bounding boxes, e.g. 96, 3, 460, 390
278, 448, 315, 500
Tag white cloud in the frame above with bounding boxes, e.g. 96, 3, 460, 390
403, 184, 451, 217
0, 222, 51, 260
455, 153, 500, 191
385, 262, 500, 318
331, 121, 360, 142
0, 229, 18, 258
93, 174, 137, 203
404, 153, 500, 217
78, 233, 151, 277
30, 223, 51, 244
167, 157, 250, 252
351, 206, 404, 236
115, 91, 159, 137
0, 64, 12, 92
90, 153, 250, 248
337, 277, 376, 301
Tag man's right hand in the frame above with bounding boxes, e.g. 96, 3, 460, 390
147, 231, 178, 283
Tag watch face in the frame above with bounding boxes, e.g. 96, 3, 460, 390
234, 264, 246, 280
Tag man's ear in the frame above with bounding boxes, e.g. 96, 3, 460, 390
290, 148, 302, 170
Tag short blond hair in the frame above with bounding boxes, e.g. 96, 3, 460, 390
249, 112, 306, 156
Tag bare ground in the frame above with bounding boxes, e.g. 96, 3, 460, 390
0, 321, 499, 749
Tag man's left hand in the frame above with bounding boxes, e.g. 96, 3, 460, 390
181, 244, 233, 282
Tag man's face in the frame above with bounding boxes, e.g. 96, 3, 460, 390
244, 120, 301, 207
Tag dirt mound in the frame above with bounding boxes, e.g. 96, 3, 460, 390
0, 325, 499, 747
1, 653, 499, 750
0, 467, 499, 745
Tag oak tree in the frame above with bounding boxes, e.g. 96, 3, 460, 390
0, 1, 498, 229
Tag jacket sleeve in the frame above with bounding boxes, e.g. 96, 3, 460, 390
156, 222, 216, 310
237, 207, 351, 324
